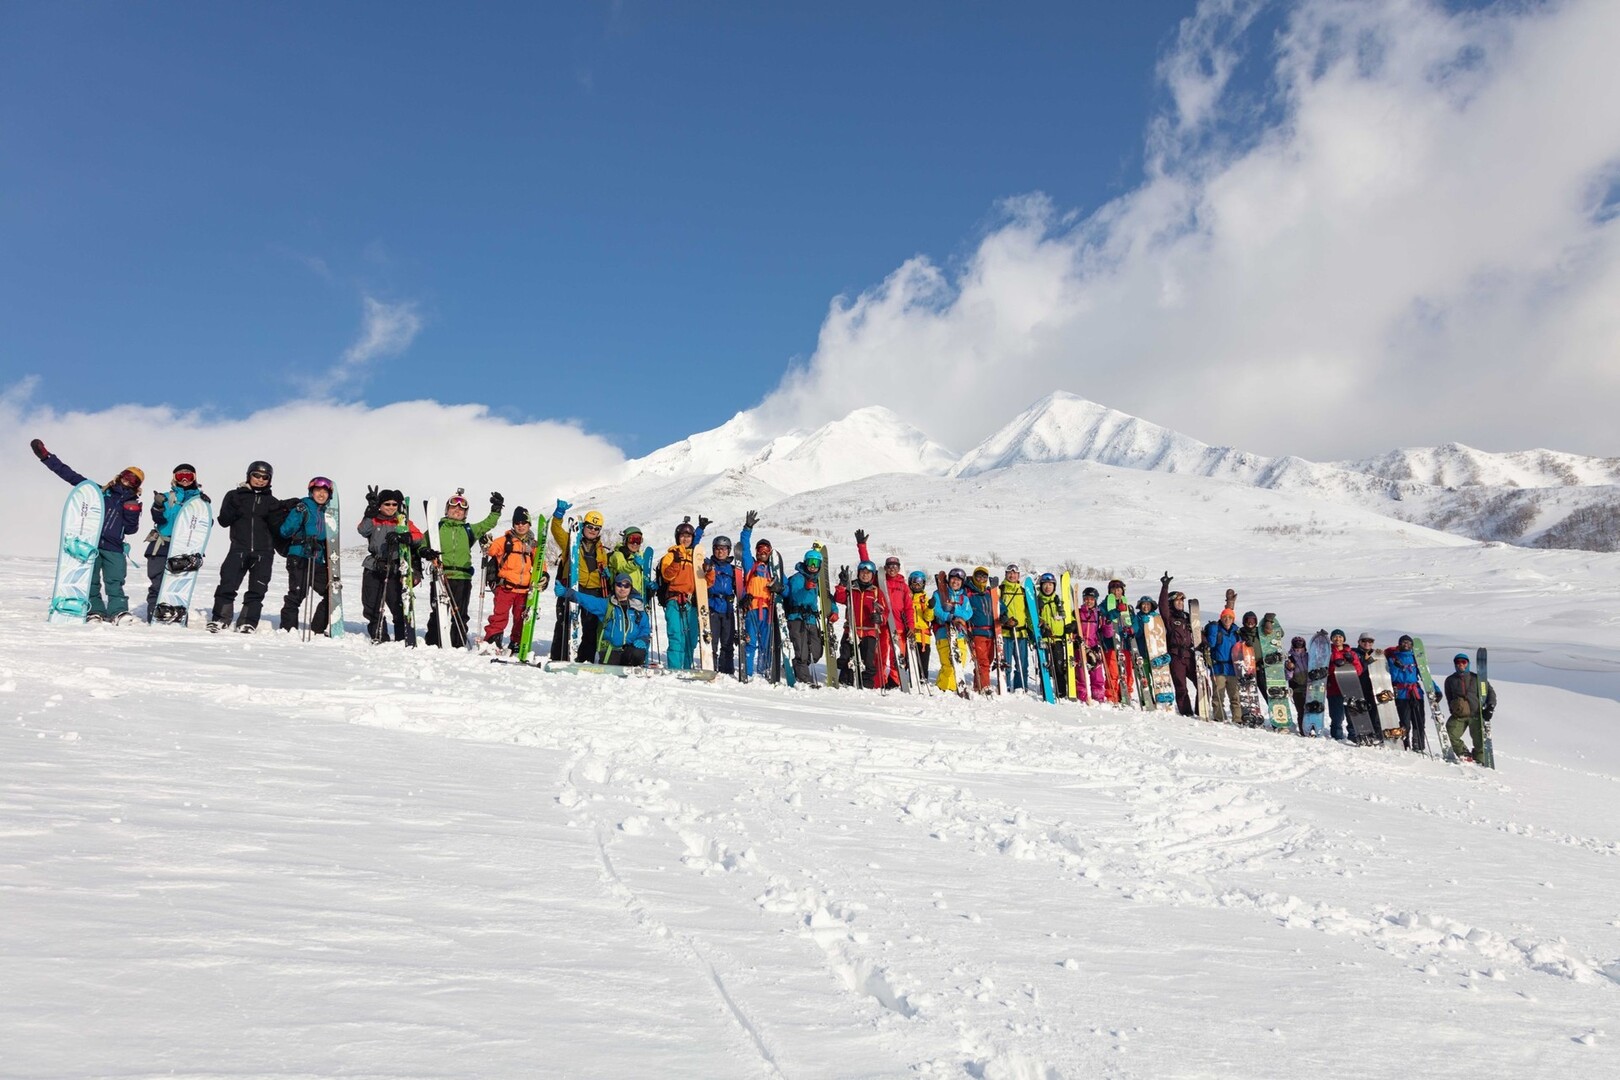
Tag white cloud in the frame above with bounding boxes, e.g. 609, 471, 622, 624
328, 296, 423, 386
0, 384, 625, 558
753, 0, 1620, 459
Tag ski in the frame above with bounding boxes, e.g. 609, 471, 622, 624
693, 542, 715, 672
1477, 646, 1495, 768
1021, 575, 1056, 704
1058, 572, 1078, 701
47, 480, 105, 623
813, 542, 834, 686
152, 494, 215, 626
542, 660, 720, 682
515, 518, 552, 664
1411, 636, 1447, 760
323, 486, 344, 638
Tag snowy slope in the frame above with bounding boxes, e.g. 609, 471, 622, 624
1343, 443, 1620, 489
4, 539, 1619, 1079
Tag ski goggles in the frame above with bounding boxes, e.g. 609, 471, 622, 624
446, 495, 469, 510
625, 534, 644, 546
309, 477, 334, 492
173, 470, 196, 485
116, 470, 142, 487
884, 557, 901, 569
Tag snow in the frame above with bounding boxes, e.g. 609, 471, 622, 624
6, 453, 1620, 1079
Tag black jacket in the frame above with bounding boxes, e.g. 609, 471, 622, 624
217, 484, 281, 555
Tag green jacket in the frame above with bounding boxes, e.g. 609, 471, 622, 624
435, 509, 502, 580
999, 579, 1031, 637
607, 544, 654, 602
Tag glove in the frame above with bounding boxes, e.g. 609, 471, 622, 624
1431, 690, 1442, 705
697, 515, 711, 531
553, 581, 569, 598
553, 498, 570, 518
1160, 571, 1172, 585
536, 571, 551, 591
854, 528, 869, 545
744, 509, 760, 529
1482, 706, 1494, 721
838, 568, 850, 587
154, 492, 168, 508
421, 547, 439, 562
490, 491, 504, 513
1225, 588, 1237, 604
999, 614, 1015, 630
365, 485, 380, 513
951, 617, 968, 633
29, 438, 49, 461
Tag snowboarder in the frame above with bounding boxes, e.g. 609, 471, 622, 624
426, 490, 503, 649
1203, 604, 1244, 723
1157, 574, 1197, 716
209, 460, 282, 633
276, 477, 334, 635
1444, 653, 1496, 763
607, 526, 653, 602
1285, 635, 1310, 734
853, 530, 909, 689
31, 438, 144, 623
358, 487, 434, 645
1325, 630, 1365, 740
656, 517, 708, 670
783, 549, 830, 684
142, 463, 210, 621
479, 507, 542, 653
998, 566, 1032, 692
1384, 634, 1430, 752
555, 573, 651, 667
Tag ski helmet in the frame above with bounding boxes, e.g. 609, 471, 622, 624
973, 565, 989, 578
884, 556, 901, 570
712, 535, 732, 551
754, 537, 772, 553
1082, 586, 1099, 600
675, 520, 695, 539
622, 526, 643, 542
948, 567, 966, 581
246, 460, 273, 481
908, 570, 926, 588
1005, 563, 1020, 576
857, 560, 877, 574
308, 476, 334, 493
803, 549, 822, 568
1453, 653, 1469, 664
582, 510, 605, 528
114, 466, 145, 489
1038, 572, 1057, 585
1108, 578, 1126, 591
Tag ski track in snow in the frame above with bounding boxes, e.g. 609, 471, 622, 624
3, 555, 1619, 1079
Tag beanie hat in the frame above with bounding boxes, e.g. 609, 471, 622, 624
1398, 634, 1414, 647
1220, 608, 1235, 619
1331, 628, 1346, 639
378, 488, 404, 505
511, 506, 531, 525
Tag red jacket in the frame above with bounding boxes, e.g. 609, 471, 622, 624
1326, 645, 1364, 697
832, 581, 887, 638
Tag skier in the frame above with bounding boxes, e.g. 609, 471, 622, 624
358, 487, 434, 645
1157, 574, 1197, 716
736, 512, 779, 681
426, 490, 503, 649
554, 573, 651, 667
832, 560, 885, 689
209, 461, 282, 633
909, 571, 933, 683
607, 526, 653, 602
142, 463, 210, 621
964, 567, 998, 694
1384, 634, 1429, 752
931, 568, 972, 695
1325, 630, 1365, 741
1034, 573, 1076, 698
704, 534, 743, 675
853, 530, 908, 689
1443, 653, 1496, 763
276, 477, 334, 635
31, 438, 144, 623
998, 566, 1032, 692
548, 503, 610, 662
656, 517, 708, 670
1285, 635, 1310, 734
479, 507, 542, 653
1074, 585, 1112, 703
782, 549, 830, 684
1102, 579, 1134, 703
1203, 605, 1244, 723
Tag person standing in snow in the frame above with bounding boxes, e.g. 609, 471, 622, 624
656, 517, 708, 670
1157, 574, 1197, 716
704, 533, 743, 676
783, 549, 830, 685
998, 566, 1032, 693
555, 572, 650, 667
964, 567, 998, 694
425, 490, 502, 649
833, 560, 886, 689
909, 571, 933, 683
853, 529, 909, 689
358, 487, 435, 646
736, 512, 779, 681
31, 438, 144, 623
209, 460, 281, 633
549, 502, 610, 662
277, 477, 335, 635
1285, 635, 1311, 734
930, 568, 973, 696
1034, 573, 1076, 699
1074, 585, 1113, 704
1384, 634, 1430, 752
142, 463, 210, 622
1443, 653, 1495, 763
1204, 604, 1244, 723
1324, 629, 1364, 740
478, 507, 542, 653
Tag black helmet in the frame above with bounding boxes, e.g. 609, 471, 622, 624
1082, 586, 1099, 600
246, 460, 273, 481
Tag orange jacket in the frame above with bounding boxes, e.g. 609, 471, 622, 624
658, 543, 697, 598
487, 530, 538, 591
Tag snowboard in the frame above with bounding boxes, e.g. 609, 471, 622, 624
1142, 613, 1177, 712
47, 480, 105, 623
1259, 619, 1296, 731
1188, 599, 1215, 720
1411, 636, 1447, 760
1477, 646, 1495, 768
813, 543, 835, 686
1334, 665, 1378, 740
152, 495, 215, 626
1302, 631, 1331, 735
323, 487, 345, 639
1365, 654, 1401, 742
515, 519, 554, 663
1234, 641, 1266, 725
1022, 575, 1056, 704
542, 660, 719, 683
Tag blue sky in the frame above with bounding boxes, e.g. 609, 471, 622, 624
1, 0, 1196, 455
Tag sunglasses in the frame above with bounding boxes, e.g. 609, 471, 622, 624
249, 472, 270, 480
379, 501, 399, 509
583, 523, 601, 532
614, 581, 633, 589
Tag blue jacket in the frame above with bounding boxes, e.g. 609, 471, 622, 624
1384, 647, 1425, 699
1204, 620, 1243, 676
43, 453, 141, 552
558, 585, 651, 652
782, 566, 824, 623
152, 484, 209, 539
930, 587, 971, 640
704, 552, 740, 615
964, 581, 996, 639
279, 496, 329, 562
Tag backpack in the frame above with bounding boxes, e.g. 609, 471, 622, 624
267, 499, 297, 558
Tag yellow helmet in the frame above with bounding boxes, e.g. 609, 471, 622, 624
583, 510, 605, 528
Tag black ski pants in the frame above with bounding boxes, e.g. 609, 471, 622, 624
1169, 650, 1195, 716
604, 645, 647, 668
212, 549, 274, 629
710, 607, 737, 675
280, 556, 331, 635
1397, 696, 1426, 752
363, 568, 414, 645
788, 619, 823, 684
837, 635, 878, 688
426, 577, 474, 648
